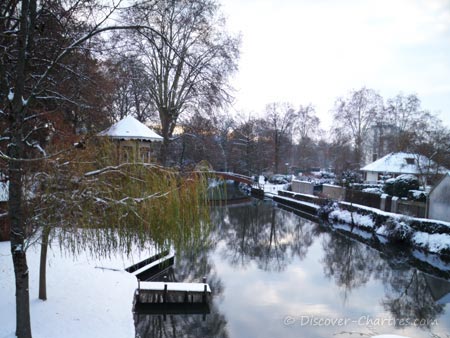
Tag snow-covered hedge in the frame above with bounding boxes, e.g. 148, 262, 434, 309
326, 202, 450, 256
383, 174, 420, 198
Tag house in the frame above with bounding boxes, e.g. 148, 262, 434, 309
360, 152, 442, 184
427, 173, 450, 223
98, 115, 163, 163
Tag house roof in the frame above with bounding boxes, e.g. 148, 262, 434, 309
98, 115, 163, 142
360, 152, 437, 174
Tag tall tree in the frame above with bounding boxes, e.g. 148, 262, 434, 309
229, 114, 261, 175
263, 102, 296, 173
332, 88, 383, 167
120, 0, 240, 165
0, 1, 180, 336
294, 104, 320, 170
107, 56, 157, 123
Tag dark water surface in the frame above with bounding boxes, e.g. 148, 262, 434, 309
135, 200, 450, 338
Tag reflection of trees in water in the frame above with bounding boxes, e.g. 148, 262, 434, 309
213, 201, 320, 272
134, 234, 228, 338
135, 312, 228, 338
320, 231, 447, 328
381, 270, 445, 328
321, 232, 380, 301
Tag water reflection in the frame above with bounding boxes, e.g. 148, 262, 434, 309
382, 270, 445, 328
215, 200, 320, 272
135, 241, 229, 338
135, 201, 450, 338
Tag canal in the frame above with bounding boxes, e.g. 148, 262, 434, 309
135, 199, 450, 338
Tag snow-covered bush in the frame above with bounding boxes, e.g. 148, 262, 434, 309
318, 200, 338, 220
407, 189, 427, 202
383, 174, 420, 198
362, 187, 384, 195
381, 218, 414, 244
340, 170, 363, 187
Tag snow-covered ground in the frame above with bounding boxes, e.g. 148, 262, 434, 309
261, 182, 289, 195
0, 241, 147, 338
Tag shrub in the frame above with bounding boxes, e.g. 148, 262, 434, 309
340, 170, 363, 187
383, 174, 420, 197
408, 190, 427, 202
383, 218, 413, 244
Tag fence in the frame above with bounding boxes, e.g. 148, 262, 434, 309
396, 200, 427, 218
344, 189, 381, 209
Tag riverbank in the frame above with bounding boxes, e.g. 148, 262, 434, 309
0, 241, 143, 338
273, 190, 450, 277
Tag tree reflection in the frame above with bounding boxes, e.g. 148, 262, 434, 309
134, 234, 228, 338
214, 201, 319, 272
321, 231, 447, 328
381, 270, 445, 328
321, 232, 381, 301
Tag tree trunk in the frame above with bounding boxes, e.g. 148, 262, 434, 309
9, 156, 32, 338
39, 226, 51, 301
158, 109, 172, 166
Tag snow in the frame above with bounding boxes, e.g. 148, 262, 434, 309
329, 209, 375, 228
0, 241, 140, 338
361, 152, 441, 175
412, 232, 450, 254
340, 201, 450, 228
274, 195, 321, 210
98, 115, 163, 142
139, 281, 211, 293
262, 182, 289, 195
7, 89, 14, 101
0, 181, 8, 202
362, 187, 384, 195
371, 335, 411, 338
131, 252, 174, 276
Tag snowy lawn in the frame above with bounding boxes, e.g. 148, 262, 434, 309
0, 241, 142, 338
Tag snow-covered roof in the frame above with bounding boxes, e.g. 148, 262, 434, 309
360, 152, 437, 174
98, 115, 163, 142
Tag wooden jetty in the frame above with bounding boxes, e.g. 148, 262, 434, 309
126, 251, 175, 281
133, 277, 212, 317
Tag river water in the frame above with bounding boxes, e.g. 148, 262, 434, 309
135, 199, 450, 338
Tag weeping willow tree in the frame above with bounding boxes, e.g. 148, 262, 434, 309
29, 138, 211, 300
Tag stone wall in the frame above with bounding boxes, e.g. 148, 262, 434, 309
322, 184, 346, 201
291, 180, 314, 195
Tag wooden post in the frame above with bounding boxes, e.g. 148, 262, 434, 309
137, 280, 141, 303
163, 284, 167, 304
202, 277, 207, 303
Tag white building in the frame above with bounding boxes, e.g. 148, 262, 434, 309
98, 115, 163, 163
360, 152, 441, 184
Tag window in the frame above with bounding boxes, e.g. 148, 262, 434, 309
405, 158, 415, 165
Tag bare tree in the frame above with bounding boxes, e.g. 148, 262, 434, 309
264, 102, 297, 173
384, 93, 430, 151
332, 88, 383, 167
106, 56, 157, 123
294, 104, 320, 170
120, 0, 240, 165
0, 1, 187, 336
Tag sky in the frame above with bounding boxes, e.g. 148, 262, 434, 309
219, 0, 450, 130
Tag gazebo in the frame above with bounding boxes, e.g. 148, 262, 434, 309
98, 115, 163, 163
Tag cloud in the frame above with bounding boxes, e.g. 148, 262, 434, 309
221, 0, 450, 128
